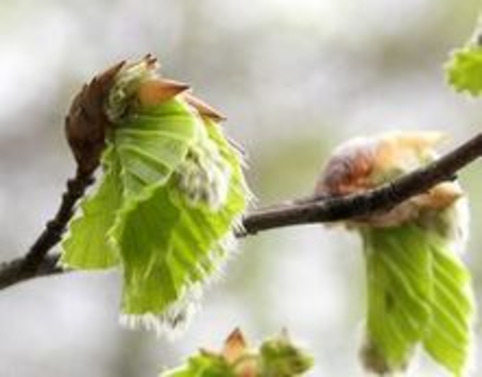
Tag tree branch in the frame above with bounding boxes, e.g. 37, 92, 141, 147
0, 255, 63, 289
0, 169, 94, 289
1, 133, 481, 290
242, 133, 482, 234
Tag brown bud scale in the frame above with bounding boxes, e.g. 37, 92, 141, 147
65, 61, 125, 174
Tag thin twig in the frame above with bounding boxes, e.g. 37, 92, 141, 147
0, 169, 94, 289
1, 133, 481, 290
242, 133, 482, 234
0, 255, 63, 289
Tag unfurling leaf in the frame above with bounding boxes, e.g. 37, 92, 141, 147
317, 132, 475, 376
161, 329, 313, 377
259, 330, 314, 377
61, 56, 251, 335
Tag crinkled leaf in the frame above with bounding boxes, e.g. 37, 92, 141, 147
446, 46, 482, 96
113, 185, 181, 315
61, 58, 250, 335
114, 118, 248, 324
361, 224, 474, 376
114, 100, 199, 195
361, 225, 432, 373
423, 239, 474, 377
61, 146, 122, 269
61, 99, 198, 270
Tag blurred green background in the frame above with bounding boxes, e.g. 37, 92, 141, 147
1, 0, 482, 375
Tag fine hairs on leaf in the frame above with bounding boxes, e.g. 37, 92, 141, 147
3, 13, 482, 377
61, 56, 251, 335
316, 132, 475, 376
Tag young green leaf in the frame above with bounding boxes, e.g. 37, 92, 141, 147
113, 100, 199, 195
360, 224, 475, 376
162, 352, 236, 377
317, 132, 475, 376
446, 46, 482, 96
61, 146, 122, 269
361, 225, 432, 373
61, 56, 251, 335
423, 238, 474, 377
259, 331, 314, 377
161, 329, 313, 377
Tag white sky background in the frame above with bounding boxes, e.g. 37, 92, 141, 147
1, 0, 482, 376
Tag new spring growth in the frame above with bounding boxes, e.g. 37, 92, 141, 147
446, 17, 482, 97
316, 131, 475, 376
61, 56, 251, 335
161, 328, 313, 377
